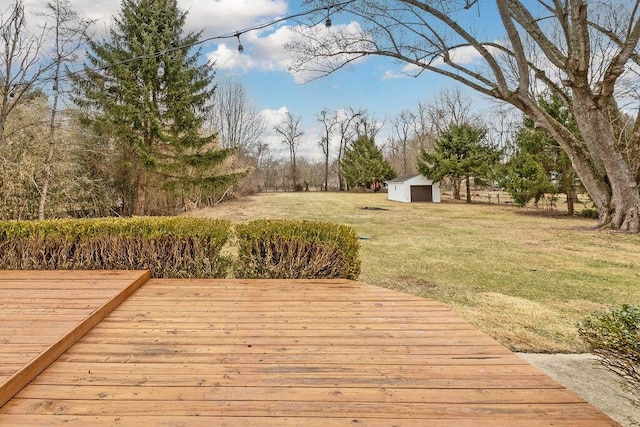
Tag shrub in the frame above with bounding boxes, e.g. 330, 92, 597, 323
235, 219, 360, 279
578, 305, 640, 403
0, 217, 232, 278
580, 208, 599, 219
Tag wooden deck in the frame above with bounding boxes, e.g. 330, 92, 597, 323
0, 270, 149, 408
0, 273, 615, 426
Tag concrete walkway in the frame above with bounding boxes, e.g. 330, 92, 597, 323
518, 353, 639, 427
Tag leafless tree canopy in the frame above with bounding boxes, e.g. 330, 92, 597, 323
209, 77, 266, 162
293, 0, 640, 231
0, 0, 51, 144
38, 0, 94, 220
274, 112, 304, 189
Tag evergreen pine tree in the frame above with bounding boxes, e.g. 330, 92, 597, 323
418, 123, 501, 203
73, 0, 242, 215
500, 95, 581, 213
342, 135, 396, 191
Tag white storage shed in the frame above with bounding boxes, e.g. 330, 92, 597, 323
386, 174, 441, 203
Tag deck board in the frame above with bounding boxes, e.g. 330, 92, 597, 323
0, 270, 150, 407
0, 276, 616, 425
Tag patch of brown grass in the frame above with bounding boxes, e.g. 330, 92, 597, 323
189, 192, 640, 352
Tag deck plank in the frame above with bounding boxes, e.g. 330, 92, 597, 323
0, 277, 616, 425
0, 270, 150, 407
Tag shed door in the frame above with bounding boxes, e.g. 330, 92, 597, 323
410, 185, 433, 202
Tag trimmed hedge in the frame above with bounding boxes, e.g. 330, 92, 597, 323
235, 219, 361, 279
0, 217, 232, 278
578, 305, 640, 402
0, 217, 362, 280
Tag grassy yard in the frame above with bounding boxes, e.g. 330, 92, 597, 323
190, 192, 640, 353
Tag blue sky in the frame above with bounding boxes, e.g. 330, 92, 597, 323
24, 0, 502, 160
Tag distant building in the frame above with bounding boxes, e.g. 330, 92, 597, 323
386, 174, 441, 203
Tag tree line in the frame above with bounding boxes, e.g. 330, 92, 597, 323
292, 0, 640, 232
2, 0, 636, 229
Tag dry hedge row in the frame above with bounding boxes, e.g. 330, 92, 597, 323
235, 219, 361, 280
0, 217, 360, 279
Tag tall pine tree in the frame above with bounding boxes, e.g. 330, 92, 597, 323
342, 135, 395, 191
418, 123, 501, 203
500, 95, 581, 214
74, 0, 241, 215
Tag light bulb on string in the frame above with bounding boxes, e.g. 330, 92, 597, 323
236, 33, 244, 53
325, 7, 332, 28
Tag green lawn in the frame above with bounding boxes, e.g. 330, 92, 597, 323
191, 192, 640, 353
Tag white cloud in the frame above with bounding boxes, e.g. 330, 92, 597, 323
381, 44, 487, 80
207, 24, 293, 73
22, 0, 288, 39
261, 106, 289, 128
208, 21, 370, 84
183, 0, 287, 38
258, 107, 323, 160
259, 106, 288, 154
381, 70, 407, 81
446, 45, 484, 65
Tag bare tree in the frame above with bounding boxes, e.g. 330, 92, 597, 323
209, 77, 266, 163
354, 110, 383, 140
425, 87, 480, 134
274, 112, 304, 190
293, 0, 640, 231
37, 0, 93, 220
335, 107, 363, 190
409, 101, 436, 154
389, 110, 414, 175
317, 108, 338, 191
0, 0, 51, 144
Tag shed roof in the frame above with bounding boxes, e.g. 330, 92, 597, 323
386, 174, 422, 183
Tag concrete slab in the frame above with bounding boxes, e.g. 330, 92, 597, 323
518, 353, 639, 427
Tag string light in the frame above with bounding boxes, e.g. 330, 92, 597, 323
325, 7, 332, 28
5, 0, 355, 90
236, 33, 244, 54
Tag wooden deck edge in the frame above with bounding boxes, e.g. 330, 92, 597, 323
0, 270, 151, 408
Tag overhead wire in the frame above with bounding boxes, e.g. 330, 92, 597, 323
23, 0, 355, 88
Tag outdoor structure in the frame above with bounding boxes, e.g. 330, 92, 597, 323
387, 174, 441, 203
0, 270, 615, 425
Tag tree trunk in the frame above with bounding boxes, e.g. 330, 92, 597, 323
39, 76, 61, 220
337, 147, 345, 191
324, 151, 329, 191
571, 92, 640, 231
566, 191, 575, 216
0, 114, 6, 146
465, 176, 471, 203
38, 135, 55, 220
452, 179, 461, 200
134, 168, 147, 216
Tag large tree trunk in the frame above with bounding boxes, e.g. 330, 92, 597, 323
571, 92, 640, 231
513, 96, 624, 228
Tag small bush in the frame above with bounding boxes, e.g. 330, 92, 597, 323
580, 208, 599, 219
578, 305, 640, 402
0, 217, 232, 278
235, 219, 360, 279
